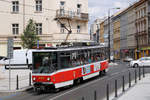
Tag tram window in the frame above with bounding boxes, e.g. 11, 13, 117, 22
33, 52, 57, 73
60, 52, 71, 69
71, 52, 77, 59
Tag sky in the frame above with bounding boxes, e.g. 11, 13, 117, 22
88, 0, 138, 23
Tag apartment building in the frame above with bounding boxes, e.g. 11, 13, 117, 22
0, 0, 89, 56
134, 0, 150, 58
116, 4, 136, 59
127, 5, 136, 59
100, 21, 104, 43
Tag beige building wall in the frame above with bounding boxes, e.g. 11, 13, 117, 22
0, 0, 89, 56
100, 21, 104, 43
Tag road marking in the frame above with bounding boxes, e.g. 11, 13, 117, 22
50, 76, 107, 100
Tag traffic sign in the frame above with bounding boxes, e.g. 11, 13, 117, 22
7, 37, 14, 58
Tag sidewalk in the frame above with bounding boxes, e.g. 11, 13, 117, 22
0, 66, 32, 92
109, 62, 118, 66
116, 74, 150, 100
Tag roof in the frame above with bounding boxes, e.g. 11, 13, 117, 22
33, 45, 107, 53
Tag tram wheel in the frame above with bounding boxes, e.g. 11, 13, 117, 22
103, 69, 107, 75
99, 71, 102, 76
74, 78, 82, 85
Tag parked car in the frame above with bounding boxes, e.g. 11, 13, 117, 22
130, 57, 150, 67
4, 49, 34, 69
123, 56, 133, 62
0, 56, 9, 65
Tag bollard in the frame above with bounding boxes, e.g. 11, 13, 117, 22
115, 80, 118, 97
82, 97, 85, 100
106, 84, 109, 100
16, 75, 19, 90
139, 67, 141, 80
122, 76, 125, 92
143, 66, 145, 78
29, 72, 31, 86
135, 69, 137, 83
129, 72, 131, 88
94, 90, 97, 100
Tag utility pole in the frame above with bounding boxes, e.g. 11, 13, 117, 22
108, 10, 111, 62
108, 8, 120, 62
136, 32, 139, 59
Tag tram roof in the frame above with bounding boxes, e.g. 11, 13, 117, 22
32, 45, 107, 53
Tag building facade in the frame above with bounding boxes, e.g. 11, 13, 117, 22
116, 4, 136, 59
113, 17, 120, 59
103, 19, 108, 45
127, 5, 136, 59
134, 0, 150, 59
120, 11, 128, 58
90, 19, 103, 43
100, 21, 104, 43
0, 0, 89, 56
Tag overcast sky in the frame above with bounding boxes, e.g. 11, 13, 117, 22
88, 0, 138, 23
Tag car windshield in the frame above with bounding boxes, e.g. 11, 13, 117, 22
139, 57, 145, 61
32, 52, 57, 73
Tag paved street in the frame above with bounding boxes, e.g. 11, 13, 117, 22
0, 61, 148, 100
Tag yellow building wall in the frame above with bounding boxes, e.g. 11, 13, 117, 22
113, 20, 120, 59
100, 22, 104, 43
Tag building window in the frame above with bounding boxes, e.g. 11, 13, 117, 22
35, 0, 42, 12
77, 25, 80, 33
77, 4, 81, 15
60, 1, 65, 8
60, 24, 65, 33
12, 24, 19, 35
60, 1, 65, 16
36, 23, 42, 35
12, 1, 19, 13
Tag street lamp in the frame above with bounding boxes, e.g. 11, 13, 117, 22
96, 24, 100, 43
108, 7, 120, 62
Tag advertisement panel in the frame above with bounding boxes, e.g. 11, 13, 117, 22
82, 65, 91, 75
94, 62, 101, 71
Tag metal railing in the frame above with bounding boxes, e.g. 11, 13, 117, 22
56, 9, 88, 21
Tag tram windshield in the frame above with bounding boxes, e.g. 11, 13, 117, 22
32, 52, 57, 73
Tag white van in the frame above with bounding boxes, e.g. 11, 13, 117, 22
5, 49, 34, 69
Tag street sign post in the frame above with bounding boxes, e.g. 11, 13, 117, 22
7, 37, 14, 90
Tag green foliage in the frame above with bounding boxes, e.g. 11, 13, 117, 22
21, 19, 39, 49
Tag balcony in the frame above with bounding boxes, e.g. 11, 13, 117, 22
56, 10, 89, 22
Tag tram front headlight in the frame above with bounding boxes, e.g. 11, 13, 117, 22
33, 77, 36, 81
47, 77, 51, 81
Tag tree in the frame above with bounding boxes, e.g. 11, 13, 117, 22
21, 19, 39, 49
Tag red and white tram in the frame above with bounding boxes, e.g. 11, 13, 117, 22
32, 45, 109, 92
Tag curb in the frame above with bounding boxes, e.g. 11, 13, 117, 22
0, 86, 33, 93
